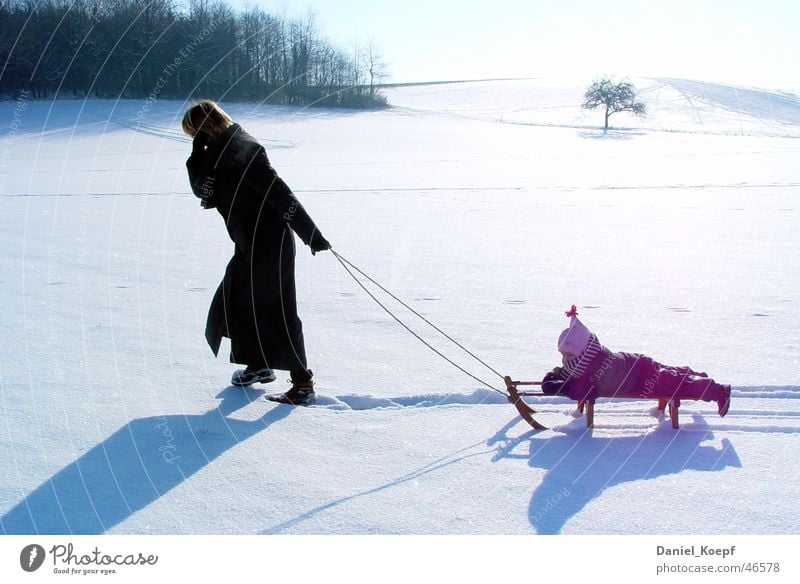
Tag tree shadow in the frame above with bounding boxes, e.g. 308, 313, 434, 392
577, 129, 647, 140
1, 387, 291, 534
489, 413, 741, 534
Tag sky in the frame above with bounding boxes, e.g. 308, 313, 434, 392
221, 0, 800, 89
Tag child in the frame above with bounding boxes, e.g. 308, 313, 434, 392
542, 306, 731, 416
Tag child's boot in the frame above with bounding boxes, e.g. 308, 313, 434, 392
717, 384, 731, 417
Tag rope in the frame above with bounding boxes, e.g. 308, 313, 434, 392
334, 250, 506, 379
330, 249, 508, 396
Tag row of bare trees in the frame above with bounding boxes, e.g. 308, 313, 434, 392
0, 0, 388, 108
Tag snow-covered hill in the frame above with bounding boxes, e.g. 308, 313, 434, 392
1, 78, 798, 536
387, 77, 800, 137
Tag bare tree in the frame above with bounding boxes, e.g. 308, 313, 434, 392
582, 77, 646, 131
362, 39, 386, 99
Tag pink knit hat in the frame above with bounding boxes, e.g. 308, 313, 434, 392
557, 305, 592, 356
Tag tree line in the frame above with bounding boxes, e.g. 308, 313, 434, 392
0, 0, 388, 108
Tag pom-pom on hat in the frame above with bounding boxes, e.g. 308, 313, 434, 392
557, 304, 592, 356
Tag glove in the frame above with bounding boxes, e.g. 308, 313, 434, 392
541, 370, 564, 395
309, 231, 331, 255
200, 189, 216, 209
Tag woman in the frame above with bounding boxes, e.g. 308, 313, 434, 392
182, 100, 330, 405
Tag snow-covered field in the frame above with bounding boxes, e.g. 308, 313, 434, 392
1, 78, 798, 535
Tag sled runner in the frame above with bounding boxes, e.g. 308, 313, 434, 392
504, 376, 684, 430
503, 377, 548, 430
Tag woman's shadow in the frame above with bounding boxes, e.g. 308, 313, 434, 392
1, 387, 291, 534
490, 412, 741, 534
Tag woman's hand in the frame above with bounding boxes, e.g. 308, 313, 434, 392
309, 231, 331, 255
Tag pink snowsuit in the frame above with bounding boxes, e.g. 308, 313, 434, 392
542, 334, 728, 406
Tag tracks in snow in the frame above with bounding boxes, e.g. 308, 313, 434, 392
296, 386, 800, 435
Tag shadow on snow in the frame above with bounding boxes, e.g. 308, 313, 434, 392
1, 387, 291, 534
490, 412, 741, 534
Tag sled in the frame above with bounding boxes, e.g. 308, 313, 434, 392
573, 396, 680, 429
503, 376, 548, 430
504, 376, 684, 430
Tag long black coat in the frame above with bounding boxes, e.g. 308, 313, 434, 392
186, 123, 323, 371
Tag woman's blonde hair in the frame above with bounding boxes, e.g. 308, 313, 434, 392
182, 100, 233, 138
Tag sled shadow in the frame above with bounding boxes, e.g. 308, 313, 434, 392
490, 413, 741, 534
1, 387, 291, 534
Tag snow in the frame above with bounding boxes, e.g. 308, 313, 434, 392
0, 77, 799, 535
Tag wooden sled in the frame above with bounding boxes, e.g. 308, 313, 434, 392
504, 376, 684, 430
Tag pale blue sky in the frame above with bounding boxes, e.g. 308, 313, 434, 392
222, 0, 799, 88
